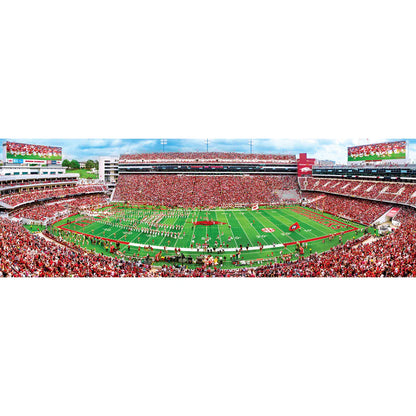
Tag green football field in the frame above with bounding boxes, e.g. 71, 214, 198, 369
49, 204, 376, 268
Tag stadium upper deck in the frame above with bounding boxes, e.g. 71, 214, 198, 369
119, 152, 297, 165
313, 164, 416, 181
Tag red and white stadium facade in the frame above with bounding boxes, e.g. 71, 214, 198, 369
297, 153, 315, 177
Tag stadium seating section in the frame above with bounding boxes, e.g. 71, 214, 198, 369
113, 174, 300, 207
0, 185, 106, 207
0, 217, 151, 277
301, 192, 392, 225
300, 177, 416, 205
11, 194, 108, 221
0, 178, 76, 190
3, 151, 416, 277
2, 205, 416, 277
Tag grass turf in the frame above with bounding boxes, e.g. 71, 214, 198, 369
67, 169, 99, 179
23, 224, 46, 233
49, 204, 376, 269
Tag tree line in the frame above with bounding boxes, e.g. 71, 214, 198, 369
62, 159, 98, 170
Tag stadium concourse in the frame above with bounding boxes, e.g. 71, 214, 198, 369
0, 148, 415, 276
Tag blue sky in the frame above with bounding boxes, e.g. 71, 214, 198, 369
1, 138, 415, 164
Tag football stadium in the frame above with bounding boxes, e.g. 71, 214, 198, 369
0, 139, 415, 277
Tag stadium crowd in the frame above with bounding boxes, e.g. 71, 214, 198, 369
0, 217, 151, 277
2, 201, 416, 276
119, 152, 296, 164
300, 177, 416, 205
302, 193, 392, 225
2, 156, 416, 276
253, 206, 416, 277
113, 174, 300, 207
154, 206, 416, 277
11, 194, 108, 221
0, 177, 76, 191
0, 185, 106, 207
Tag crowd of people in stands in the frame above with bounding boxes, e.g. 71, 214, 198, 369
3, 164, 416, 276
302, 192, 392, 225
0, 185, 106, 207
11, 194, 108, 221
2, 202, 416, 276
113, 174, 300, 207
142, 205, 416, 277
0, 217, 151, 277
0, 177, 76, 190
119, 152, 296, 164
300, 177, 416, 205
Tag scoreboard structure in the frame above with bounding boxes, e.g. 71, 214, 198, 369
2, 141, 62, 166
347, 140, 408, 163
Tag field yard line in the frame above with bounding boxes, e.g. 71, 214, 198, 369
262, 208, 329, 244
218, 210, 239, 250
110, 208, 148, 246
127, 208, 152, 245
172, 214, 188, 248
286, 206, 357, 236
264, 207, 339, 243
231, 211, 255, 247
156, 212, 181, 248
256, 209, 297, 244
126, 227, 143, 246
120, 209, 141, 244
112, 208, 139, 244
109, 222, 128, 242
244, 211, 275, 246
214, 210, 224, 246
289, 206, 358, 228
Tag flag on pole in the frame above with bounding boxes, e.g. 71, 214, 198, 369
289, 222, 301, 232
252, 203, 259, 211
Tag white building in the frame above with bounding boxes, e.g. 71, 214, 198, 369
0, 164, 68, 176
99, 156, 119, 187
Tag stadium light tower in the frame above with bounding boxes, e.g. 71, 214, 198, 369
206, 138, 209, 153
161, 139, 167, 152
249, 139, 253, 154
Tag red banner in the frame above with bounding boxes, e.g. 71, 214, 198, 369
289, 222, 301, 231
297, 153, 315, 176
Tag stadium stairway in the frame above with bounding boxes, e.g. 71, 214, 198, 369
372, 207, 401, 227
110, 187, 116, 202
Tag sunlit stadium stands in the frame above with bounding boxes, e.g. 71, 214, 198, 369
119, 152, 296, 164
300, 177, 416, 206
113, 174, 300, 207
0, 184, 107, 208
